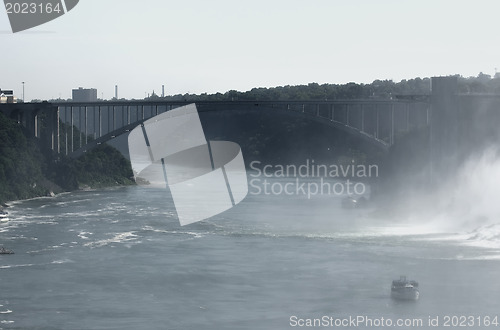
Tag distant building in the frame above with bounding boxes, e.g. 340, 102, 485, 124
0, 89, 17, 103
72, 87, 97, 102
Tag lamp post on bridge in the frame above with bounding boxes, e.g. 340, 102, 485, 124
22, 81, 25, 103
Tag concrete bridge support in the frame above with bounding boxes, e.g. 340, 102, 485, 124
430, 76, 459, 178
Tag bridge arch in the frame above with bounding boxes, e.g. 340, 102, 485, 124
196, 104, 391, 152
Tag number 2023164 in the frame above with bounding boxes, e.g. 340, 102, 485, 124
5, 2, 62, 14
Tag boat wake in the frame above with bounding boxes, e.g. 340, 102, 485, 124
84, 232, 139, 248
0, 264, 34, 269
141, 226, 206, 239
51, 258, 74, 265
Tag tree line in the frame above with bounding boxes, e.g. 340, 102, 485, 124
146, 73, 500, 102
42, 73, 500, 103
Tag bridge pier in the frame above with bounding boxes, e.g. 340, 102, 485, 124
85, 106, 88, 145
405, 103, 410, 131
361, 105, 365, 132
98, 106, 102, 139
71, 107, 74, 153
390, 104, 395, 145
346, 105, 350, 126
430, 76, 459, 178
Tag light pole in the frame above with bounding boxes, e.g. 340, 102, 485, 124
22, 82, 25, 102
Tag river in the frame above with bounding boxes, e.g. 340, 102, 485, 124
0, 182, 499, 329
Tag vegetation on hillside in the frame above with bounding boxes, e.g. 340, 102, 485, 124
53, 144, 134, 191
0, 112, 133, 204
0, 112, 49, 202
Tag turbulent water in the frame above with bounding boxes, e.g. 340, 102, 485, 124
1, 182, 500, 329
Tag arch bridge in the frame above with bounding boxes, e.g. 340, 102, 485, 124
53, 99, 430, 158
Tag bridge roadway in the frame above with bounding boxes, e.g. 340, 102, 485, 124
53, 99, 430, 158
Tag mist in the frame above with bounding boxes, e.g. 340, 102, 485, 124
400, 145, 500, 249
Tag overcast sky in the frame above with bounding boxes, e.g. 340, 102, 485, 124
1, 0, 499, 101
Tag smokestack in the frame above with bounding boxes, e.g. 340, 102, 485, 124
115, 85, 118, 99
162, 85, 165, 98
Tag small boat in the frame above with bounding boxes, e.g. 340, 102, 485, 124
0, 247, 14, 255
341, 196, 368, 209
341, 196, 357, 209
391, 276, 419, 300
0, 210, 9, 222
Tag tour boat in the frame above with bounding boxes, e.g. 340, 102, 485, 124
391, 276, 419, 300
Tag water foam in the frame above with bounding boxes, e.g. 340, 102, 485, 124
51, 258, 74, 264
0, 264, 35, 269
77, 231, 93, 240
84, 232, 139, 248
